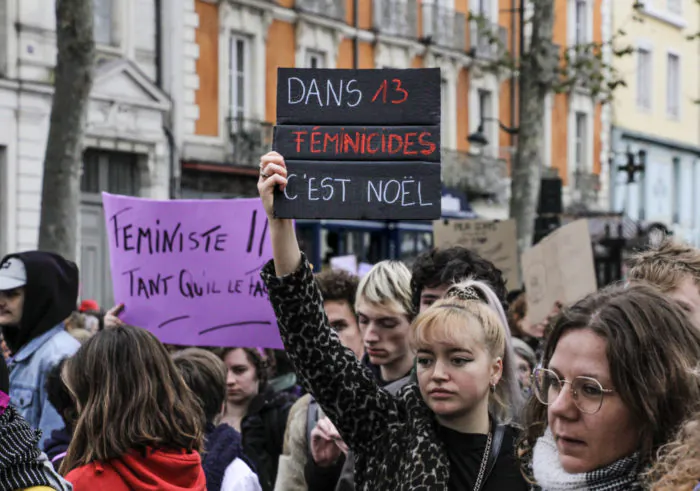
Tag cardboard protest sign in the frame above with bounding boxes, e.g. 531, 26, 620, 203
358, 262, 373, 277
433, 219, 520, 290
102, 193, 283, 349
521, 219, 597, 324
273, 68, 441, 220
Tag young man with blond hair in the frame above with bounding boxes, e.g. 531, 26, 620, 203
627, 239, 700, 327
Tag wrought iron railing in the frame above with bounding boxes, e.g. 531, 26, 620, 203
441, 148, 509, 201
422, 3, 466, 51
571, 169, 600, 208
296, 0, 346, 21
470, 21, 507, 60
227, 117, 274, 168
373, 0, 418, 38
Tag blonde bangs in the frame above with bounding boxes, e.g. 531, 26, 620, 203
411, 299, 505, 358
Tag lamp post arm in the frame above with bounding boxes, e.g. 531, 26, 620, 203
480, 116, 520, 135
498, 121, 519, 134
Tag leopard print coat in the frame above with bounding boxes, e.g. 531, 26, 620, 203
261, 255, 450, 490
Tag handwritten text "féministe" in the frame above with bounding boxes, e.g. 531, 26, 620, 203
110, 209, 228, 255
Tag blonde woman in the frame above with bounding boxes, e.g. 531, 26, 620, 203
257, 152, 524, 490
646, 409, 700, 490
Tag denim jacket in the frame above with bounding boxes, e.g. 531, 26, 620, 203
8, 324, 80, 448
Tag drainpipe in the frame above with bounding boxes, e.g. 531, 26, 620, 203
353, 0, 359, 68
155, 0, 179, 198
510, 0, 517, 150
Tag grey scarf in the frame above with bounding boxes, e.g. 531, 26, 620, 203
531, 427, 642, 491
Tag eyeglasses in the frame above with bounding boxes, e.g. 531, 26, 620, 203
532, 367, 615, 415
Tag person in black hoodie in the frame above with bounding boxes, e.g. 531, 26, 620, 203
0, 251, 80, 448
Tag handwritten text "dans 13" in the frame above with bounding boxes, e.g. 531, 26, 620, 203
287, 77, 409, 108
122, 268, 268, 300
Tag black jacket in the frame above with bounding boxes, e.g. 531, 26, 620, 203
242, 387, 296, 491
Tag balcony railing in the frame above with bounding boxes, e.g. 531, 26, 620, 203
296, 0, 346, 22
441, 148, 508, 201
373, 0, 418, 39
227, 117, 273, 168
470, 21, 507, 60
571, 169, 600, 208
422, 4, 466, 51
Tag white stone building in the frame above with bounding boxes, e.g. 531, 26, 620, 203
0, 0, 172, 305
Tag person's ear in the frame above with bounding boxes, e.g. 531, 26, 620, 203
490, 357, 503, 386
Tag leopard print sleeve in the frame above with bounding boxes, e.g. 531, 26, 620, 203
261, 254, 402, 452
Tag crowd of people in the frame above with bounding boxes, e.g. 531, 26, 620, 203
0, 150, 700, 490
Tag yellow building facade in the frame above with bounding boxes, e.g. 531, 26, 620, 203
609, 0, 700, 246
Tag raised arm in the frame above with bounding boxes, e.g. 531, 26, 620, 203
258, 152, 402, 452
257, 152, 301, 277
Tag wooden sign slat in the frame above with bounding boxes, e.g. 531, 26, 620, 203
273, 125, 440, 162
276, 68, 441, 126
272, 161, 441, 220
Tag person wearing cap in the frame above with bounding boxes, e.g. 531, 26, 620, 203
0, 252, 81, 448
0, 356, 73, 491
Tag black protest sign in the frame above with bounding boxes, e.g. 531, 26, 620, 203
273, 68, 441, 220
273, 125, 441, 162
273, 161, 441, 220
276, 68, 440, 125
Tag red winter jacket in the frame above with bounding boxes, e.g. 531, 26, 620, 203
66, 448, 206, 491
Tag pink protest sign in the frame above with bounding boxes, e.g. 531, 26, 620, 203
102, 193, 282, 348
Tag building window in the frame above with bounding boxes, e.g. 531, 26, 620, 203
81, 150, 140, 196
441, 79, 449, 148
0, 147, 6, 258
574, 0, 588, 46
673, 157, 681, 224
666, 53, 680, 119
306, 50, 326, 69
93, 0, 114, 46
636, 48, 652, 110
229, 35, 250, 127
476, 0, 492, 18
694, 161, 699, 229
574, 112, 587, 171
637, 158, 646, 221
478, 89, 493, 153
667, 0, 682, 14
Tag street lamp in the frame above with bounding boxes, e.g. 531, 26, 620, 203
617, 147, 646, 184
467, 117, 519, 147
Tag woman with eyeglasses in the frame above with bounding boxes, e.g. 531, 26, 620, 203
518, 283, 700, 490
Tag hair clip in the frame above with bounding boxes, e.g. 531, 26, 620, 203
445, 286, 481, 302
